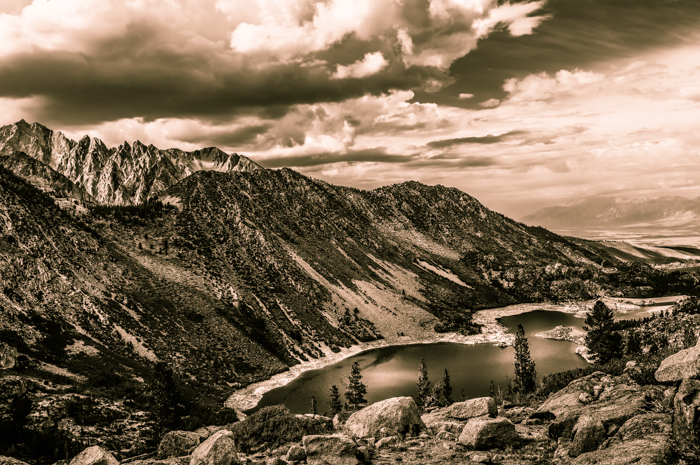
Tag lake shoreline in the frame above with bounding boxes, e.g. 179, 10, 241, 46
225, 295, 686, 413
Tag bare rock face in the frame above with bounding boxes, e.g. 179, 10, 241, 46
568, 416, 606, 457
655, 342, 700, 383
190, 430, 239, 465
68, 446, 119, 465
673, 378, 700, 453
448, 397, 498, 420
0, 120, 262, 206
302, 434, 360, 465
457, 417, 519, 450
345, 397, 425, 438
158, 431, 201, 458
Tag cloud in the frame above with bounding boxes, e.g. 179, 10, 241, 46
503, 69, 605, 102
258, 147, 411, 168
332, 52, 389, 79
427, 130, 526, 148
0, 0, 549, 126
458, 93, 474, 99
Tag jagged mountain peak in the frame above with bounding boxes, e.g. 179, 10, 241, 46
0, 120, 262, 205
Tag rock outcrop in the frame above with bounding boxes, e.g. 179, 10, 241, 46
159, 431, 202, 458
68, 446, 119, 465
0, 120, 261, 205
302, 434, 360, 465
457, 417, 519, 450
345, 397, 424, 438
189, 430, 239, 465
654, 341, 700, 383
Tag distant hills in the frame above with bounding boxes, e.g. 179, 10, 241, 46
522, 196, 700, 231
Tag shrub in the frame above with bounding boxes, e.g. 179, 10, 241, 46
229, 405, 331, 453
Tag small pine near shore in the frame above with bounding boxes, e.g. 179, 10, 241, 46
3, 297, 700, 465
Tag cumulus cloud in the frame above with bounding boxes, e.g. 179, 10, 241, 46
0, 0, 549, 126
332, 52, 389, 79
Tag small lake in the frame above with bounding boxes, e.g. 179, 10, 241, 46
248, 305, 662, 415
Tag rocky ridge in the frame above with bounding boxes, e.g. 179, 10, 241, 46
0, 120, 261, 205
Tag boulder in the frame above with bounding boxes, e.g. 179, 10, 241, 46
302, 434, 360, 465
190, 430, 239, 465
344, 397, 424, 438
537, 372, 649, 430
69, 446, 119, 465
457, 417, 519, 450
159, 431, 201, 458
448, 397, 497, 420
0, 457, 31, 465
570, 413, 672, 465
285, 444, 306, 462
568, 416, 606, 457
655, 342, 700, 383
549, 414, 579, 441
673, 378, 700, 453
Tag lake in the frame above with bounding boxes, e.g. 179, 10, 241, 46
248, 305, 663, 415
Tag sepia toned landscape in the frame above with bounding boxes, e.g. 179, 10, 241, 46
1, 1, 700, 465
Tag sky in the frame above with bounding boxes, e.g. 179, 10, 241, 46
1, 0, 700, 218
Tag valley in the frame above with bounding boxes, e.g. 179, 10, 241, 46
1, 120, 699, 464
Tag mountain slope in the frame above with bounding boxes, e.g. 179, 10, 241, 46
0, 120, 261, 205
522, 196, 700, 230
2, 134, 691, 400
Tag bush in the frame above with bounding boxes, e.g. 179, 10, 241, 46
229, 405, 331, 453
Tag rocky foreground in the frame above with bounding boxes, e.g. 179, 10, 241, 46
5, 343, 699, 465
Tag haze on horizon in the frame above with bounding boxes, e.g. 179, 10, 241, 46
1, 0, 700, 218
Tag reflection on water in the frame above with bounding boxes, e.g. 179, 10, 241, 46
248, 304, 665, 414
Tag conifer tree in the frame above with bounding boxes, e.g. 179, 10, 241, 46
416, 358, 430, 408
150, 362, 184, 435
429, 381, 445, 407
344, 362, 367, 411
513, 324, 537, 394
328, 385, 342, 416
584, 300, 622, 363
489, 380, 495, 398
442, 369, 453, 405
310, 396, 317, 415
625, 331, 642, 355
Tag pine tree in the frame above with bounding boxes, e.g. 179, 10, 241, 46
428, 381, 445, 408
328, 385, 342, 416
150, 362, 184, 436
489, 380, 495, 398
513, 324, 537, 394
584, 300, 622, 363
416, 358, 430, 409
442, 369, 453, 405
625, 331, 642, 355
344, 362, 367, 411
310, 396, 317, 415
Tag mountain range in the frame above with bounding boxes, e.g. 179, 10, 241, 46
522, 196, 700, 231
0, 120, 688, 402
0, 120, 260, 205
